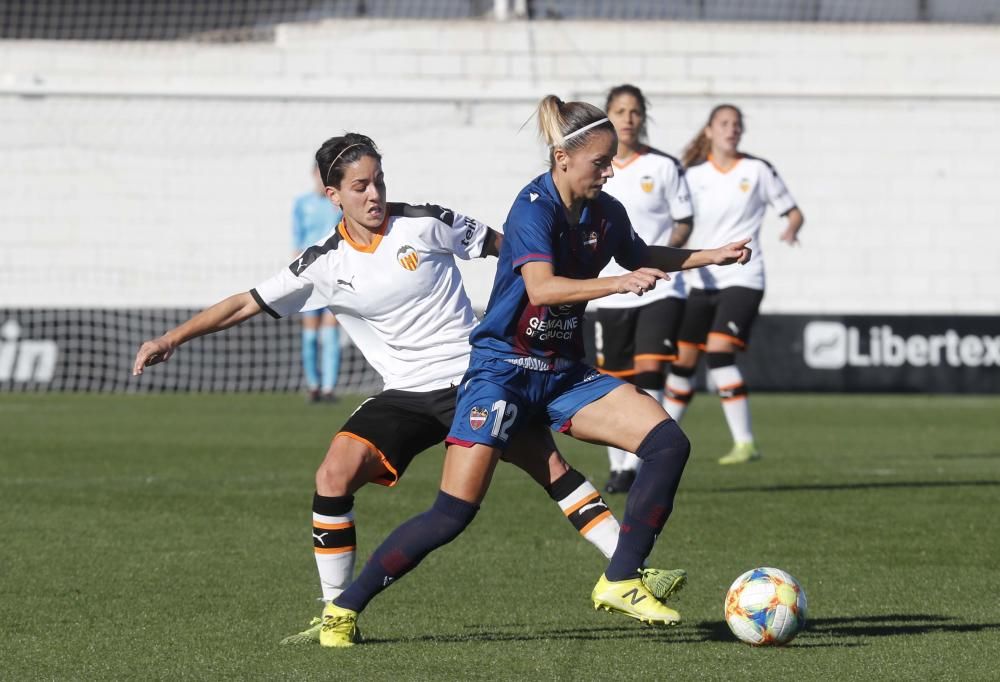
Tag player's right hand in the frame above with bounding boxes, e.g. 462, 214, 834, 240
132, 337, 176, 375
711, 238, 753, 265
616, 268, 669, 296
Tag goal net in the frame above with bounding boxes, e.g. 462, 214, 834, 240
2, 1, 996, 394
0, 308, 381, 393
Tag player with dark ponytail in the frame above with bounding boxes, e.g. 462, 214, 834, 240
593, 84, 695, 494
317, 97, 752, 646
134, 131, 651, 647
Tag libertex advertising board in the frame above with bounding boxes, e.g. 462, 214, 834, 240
581, 314, 1000, 394
743, 315, 1000, 393
3, 311, 998, 393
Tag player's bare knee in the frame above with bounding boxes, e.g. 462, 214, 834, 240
315, 462, 352, 496
315, 436, 376, 495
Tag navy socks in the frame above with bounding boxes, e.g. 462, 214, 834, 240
334, 490, 478, 613
605, 419, 691, 581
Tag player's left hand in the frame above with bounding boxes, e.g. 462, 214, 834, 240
779, 227, 800, 246
616, 268, 670, 296
712, 238, 752, 265
132, 336, 176, 375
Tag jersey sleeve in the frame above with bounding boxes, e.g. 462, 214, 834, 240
664, 160, 694, 222
506, 196, 556, 271
609, 200, 649, 271
250, 260, 331, 319
426, 207, 491, 260
760, 163, 797, 216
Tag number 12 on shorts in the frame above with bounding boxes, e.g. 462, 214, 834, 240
490, 400, 518, 441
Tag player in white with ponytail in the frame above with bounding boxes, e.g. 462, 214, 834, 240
667, 105, 804, 465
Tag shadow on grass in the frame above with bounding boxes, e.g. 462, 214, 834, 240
361, 623, 699, 646
685, 613, 1000, 648
708, 480, 1000, 494
360, 613, 1000, 647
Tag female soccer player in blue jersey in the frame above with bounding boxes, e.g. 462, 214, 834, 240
320, 97, 751, 646
132, 132, 685, 647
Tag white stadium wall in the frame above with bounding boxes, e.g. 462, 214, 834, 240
2, 19, 999, 315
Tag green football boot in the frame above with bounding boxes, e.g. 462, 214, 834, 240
719, 442, 761, 465
640, 567, 687, 601
279, 617, 322, 646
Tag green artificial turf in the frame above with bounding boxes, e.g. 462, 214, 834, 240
1, 393, 998, 680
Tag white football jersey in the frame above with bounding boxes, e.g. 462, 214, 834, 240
596, 146, 693, 308
684, 154, 796, 291
251, 203, 489, 392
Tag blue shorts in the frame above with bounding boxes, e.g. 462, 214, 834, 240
446, 351, 626, 451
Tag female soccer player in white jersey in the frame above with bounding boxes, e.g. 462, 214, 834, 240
318, 99, 751, 646
665, 104, 804, 465
131, 133, 681, 646
594, 84, 694, 494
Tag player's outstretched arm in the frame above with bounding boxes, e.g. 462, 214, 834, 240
132, 292, 262, 375
644, 238, 752, 272
521, 261, 669, 306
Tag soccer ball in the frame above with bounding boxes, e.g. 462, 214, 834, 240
724, 567, 808, 645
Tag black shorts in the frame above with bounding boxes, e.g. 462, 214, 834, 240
337, 385, 457, 487
594, 298, 685, 373
677, 287, 764, 350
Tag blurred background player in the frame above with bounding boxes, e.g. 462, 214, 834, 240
667, 104, 804, 464
593, 84, 694, 494
292, 165, 343, 402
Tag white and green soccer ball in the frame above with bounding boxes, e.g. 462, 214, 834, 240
724, 567, 808, 645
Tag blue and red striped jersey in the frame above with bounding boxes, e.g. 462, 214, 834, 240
471, 172, 648, 361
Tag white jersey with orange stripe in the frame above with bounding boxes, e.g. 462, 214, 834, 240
595, 146, 693, 308
683, 153, 797, 292
251, 202, 489, 392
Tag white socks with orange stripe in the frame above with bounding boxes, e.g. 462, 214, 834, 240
664, 368, 695, 423
707, 357, 754, 444
547, 469, 620, 559
312, 493, 357, 602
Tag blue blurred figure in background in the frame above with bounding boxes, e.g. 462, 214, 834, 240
292, 165, 343, 402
